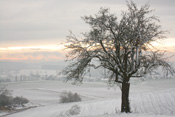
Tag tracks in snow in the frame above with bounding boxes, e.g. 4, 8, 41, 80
130, 89, 175, 115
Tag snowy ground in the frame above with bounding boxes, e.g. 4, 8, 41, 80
1, 78, 175, 117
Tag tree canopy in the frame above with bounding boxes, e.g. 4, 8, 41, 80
62, 1, 173, 84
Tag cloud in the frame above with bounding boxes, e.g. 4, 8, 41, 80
0, 50, 65, 61
1, 0, 174, 43
0, 44, 66, 61
0, 0, 125, 44
0, 0, 174, 62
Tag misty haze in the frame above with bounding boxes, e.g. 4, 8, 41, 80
0, 0, 175, 117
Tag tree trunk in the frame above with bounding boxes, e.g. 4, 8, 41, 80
121, 82, 131, 113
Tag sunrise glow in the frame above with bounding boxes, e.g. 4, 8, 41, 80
0, 44, 65, 51
0, 38, 175, 62
0, 44, 66, 61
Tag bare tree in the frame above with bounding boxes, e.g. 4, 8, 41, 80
62, 1, 174, 113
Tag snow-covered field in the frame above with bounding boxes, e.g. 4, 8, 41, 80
1, 78, 175, 117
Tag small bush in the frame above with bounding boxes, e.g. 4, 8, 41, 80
59, 105, 81, 117
0, 84, 29, 110
0, 84, 13, 109
13, 96, 29, 107
66, 105, 81, 115
0, 94, 13, 108
60, 91, 81, 103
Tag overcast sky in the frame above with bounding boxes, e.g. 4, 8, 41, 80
0, 0, 175, 62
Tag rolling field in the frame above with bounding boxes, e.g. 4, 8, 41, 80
1, 78, 175, 117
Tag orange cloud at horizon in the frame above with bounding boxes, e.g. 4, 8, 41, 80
0, 52, 65, 62
151, 38, 175, 51
0, 44, 66, 61
0, 38, 175, 62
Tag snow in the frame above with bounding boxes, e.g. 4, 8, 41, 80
1, 78, 175, 117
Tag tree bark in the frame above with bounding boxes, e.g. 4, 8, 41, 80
121, 82, 131, 113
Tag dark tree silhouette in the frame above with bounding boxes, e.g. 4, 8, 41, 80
62, 1, 174, 113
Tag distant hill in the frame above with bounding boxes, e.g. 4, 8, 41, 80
0, 61, 67, 71
0, 61, 30, 70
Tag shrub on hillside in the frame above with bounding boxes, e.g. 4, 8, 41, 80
0, 84, 29, 110
60, 91, 81, 103
0, 84, 13, 109
13, 96, 29, 107
59, 105, 81, 117
0, 94, 13, 108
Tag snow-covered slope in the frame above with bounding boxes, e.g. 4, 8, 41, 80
2, 78, 175, 117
